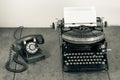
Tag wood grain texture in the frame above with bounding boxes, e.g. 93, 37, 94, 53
0, 27, 120, 80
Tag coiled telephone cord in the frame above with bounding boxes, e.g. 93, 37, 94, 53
5, 26, 28, 73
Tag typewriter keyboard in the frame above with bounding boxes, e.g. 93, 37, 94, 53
63, 52, 108, 71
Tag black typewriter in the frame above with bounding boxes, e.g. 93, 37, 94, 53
54, 17, 108, 72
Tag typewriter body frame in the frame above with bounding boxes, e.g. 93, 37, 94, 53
56, 17, 108, 72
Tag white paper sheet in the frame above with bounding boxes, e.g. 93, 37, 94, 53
64, 7, 97, 27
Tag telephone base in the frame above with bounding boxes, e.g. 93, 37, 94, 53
20, 50, 45, 63
26, 53, 45, 64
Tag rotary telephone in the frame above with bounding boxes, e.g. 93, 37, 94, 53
5, 34, 45, 73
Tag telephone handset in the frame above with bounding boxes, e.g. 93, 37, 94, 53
5, 34, 45, 73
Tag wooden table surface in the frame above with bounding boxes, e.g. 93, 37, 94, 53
0, 27, 120, 80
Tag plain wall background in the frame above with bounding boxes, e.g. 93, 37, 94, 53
0, 0, 120, 27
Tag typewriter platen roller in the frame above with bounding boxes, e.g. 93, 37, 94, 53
53, 7, 108, 72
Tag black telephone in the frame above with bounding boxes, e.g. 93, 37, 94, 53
5, 34, 45, 73
13, 34, 45, 63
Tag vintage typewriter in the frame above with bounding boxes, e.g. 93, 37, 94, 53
54, 7, 108, 72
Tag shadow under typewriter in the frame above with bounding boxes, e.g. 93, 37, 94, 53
62, 27, 108, 72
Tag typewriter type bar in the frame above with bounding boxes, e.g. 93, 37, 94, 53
62, 40, 108, 72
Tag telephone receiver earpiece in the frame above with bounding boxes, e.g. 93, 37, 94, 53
15, 34, 44, 45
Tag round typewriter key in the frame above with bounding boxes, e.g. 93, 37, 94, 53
71, 59, 74, 62
99, 59, 102, 61
90, 59, 93, 61
95, 62, 98, 64
75, 59, 77, 62
64, 60, 67, 63
101, 55, 104, 58
89, 56, 91, 58
83, 56, 85, 58
75, 53, 77, 55
66, 63, 69, 65
102, 62, 105, 64
67, 56, 69, 58
77, 56, 79, 58
70, 63, 72, 65
89, 62, 91, 64
86, 62, 88, 64
86, 56, 88, 58
78, 53, 81, 55
83, 62, 85, 64
99, 62, 101, 64
90, 53, 93, 55
100, 52, 102, 55
71, 53, 74, 55
73, 62, 76, 65
80, 56, 82, 58
79, 62, 82, 64
74, 56, 76, 58
64, 54, 66, 56
81, 53, 83, 55
104, 59, 106, 61
96, 59, 99, 61
65, 46, 67, 49
68, 60, 71, 62
96, 52, 99, 55
84, 59, 86, 61
94, 59, 96, 61
81, 59, 83, 61
87, 59, 89, 61
102, 50, 105, 52
78, 59, 80, 61
70, 56, 73, 58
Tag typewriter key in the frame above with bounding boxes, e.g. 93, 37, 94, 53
104, 59, 106, 61
100, 52, 102, 55
86, 56, 88, 58
66, 63, 69, 65
78, 59, 80, 61
87, 59, 89, 61
64, 60, 67, 63
83, 56, 85, 58
83, 62, 85, 64
101, 55, 104, 58
73, 62, 76, 65
80, 56, 82, 58
74, 56, 76, 58
75, 53, 77, 55
79, 62, 82, 64
81, 59, 83, 61
68, 60, 71, 62
86, 62, 88, 64
95, 62, 98, 64
70, 56, 73, 58
75, 59, 77, 62
72, 53, 74, 55
89, 62, 91, 64
102, 62, 105, 64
